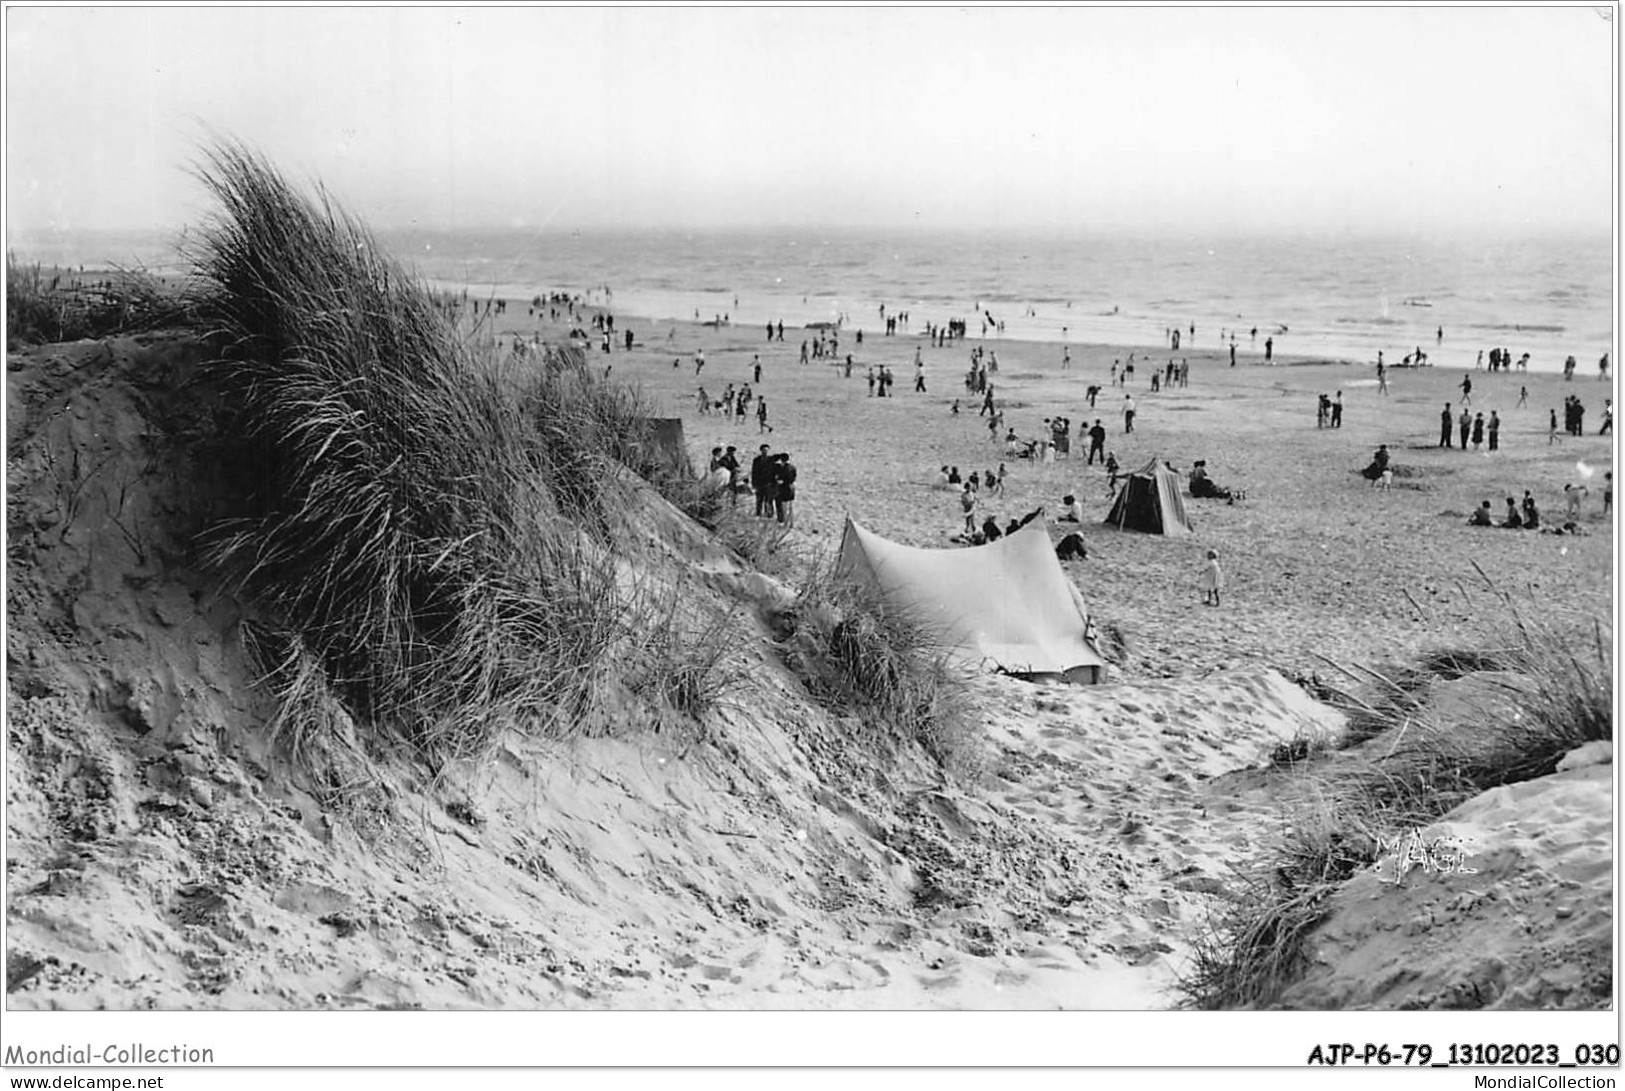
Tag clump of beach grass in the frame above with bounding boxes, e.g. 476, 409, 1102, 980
627, 583, 749, 728
773, 557, 978, 775
1179, 585, 1611, 1010
188, 140, 642, 767
7, 252, 192, 344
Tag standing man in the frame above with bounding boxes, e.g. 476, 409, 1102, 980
1123, 394, 1137, 434
1439, 403, 1454, 448
1087, 419, 1107, 464
1331, 391, 1344, 428
1458, 406, 1471, 450
750, 444, 774, 517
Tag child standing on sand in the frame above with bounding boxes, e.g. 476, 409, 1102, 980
1200, 550, 1224, 607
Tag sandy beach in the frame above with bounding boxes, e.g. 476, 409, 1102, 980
489, 303, 1614, 680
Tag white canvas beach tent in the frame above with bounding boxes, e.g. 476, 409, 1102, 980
836, 515, 1107, 684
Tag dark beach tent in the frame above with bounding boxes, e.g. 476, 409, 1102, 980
836, 514, 1106, 684
1104, 458, 1194, 536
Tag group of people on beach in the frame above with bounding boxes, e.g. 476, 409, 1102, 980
877, 304, 911, 337
1437, 403, 1502, 451
706, 443, 797, 526
801, 331, 842, 362
510, 285, 1610, 590
1466, 491, 1547, 531
1551, 395, 1599, 441
946, 469, 1040, 545
867, 366, 898, 397
1560, 353, 1609, 381
1480, 347, 1527, 372
1315, 392, 1345, 429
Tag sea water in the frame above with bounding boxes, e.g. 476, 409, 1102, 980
15, 225, 1613, 374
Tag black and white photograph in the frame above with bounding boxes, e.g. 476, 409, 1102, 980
3, 2, 1617, 1078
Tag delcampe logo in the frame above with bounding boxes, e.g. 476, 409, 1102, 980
1371, 829, 1479, 885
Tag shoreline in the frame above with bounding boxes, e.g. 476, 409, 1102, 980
13, 233, 1611, 375
429, 274, 1606, 377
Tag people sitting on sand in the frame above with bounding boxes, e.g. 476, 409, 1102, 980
1183, 458, 1228, 500
1055, 533, 1088, 561
1059, 494, 1083, 523
1467, 500, 1494, 526
981, 516, 1003, 542
936, 465, 952, 489
1501, 497, 1523, 529
1361, 444, 1392, 482
1522, 491, 1541, 530
948, 466, 962, 486
1188, 459, 1243, 501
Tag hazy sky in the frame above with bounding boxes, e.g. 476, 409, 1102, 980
5, 6, 1617, 236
